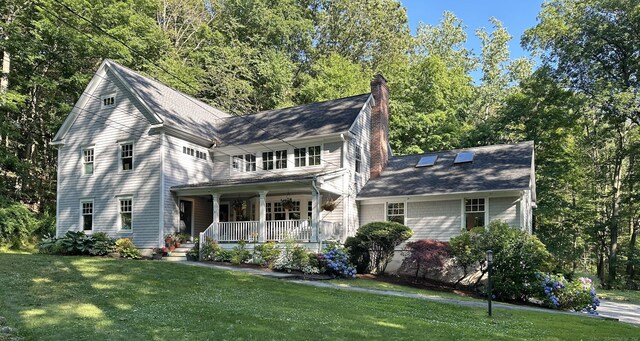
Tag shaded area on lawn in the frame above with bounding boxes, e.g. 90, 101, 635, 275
0, 254, 638, 340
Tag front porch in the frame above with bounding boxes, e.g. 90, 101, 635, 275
170, 173, 346, 245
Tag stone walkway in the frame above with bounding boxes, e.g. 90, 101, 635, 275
176, 261, 639, 325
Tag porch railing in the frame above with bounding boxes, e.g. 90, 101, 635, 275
265, 220, 312, 242
218, 221, 260, 242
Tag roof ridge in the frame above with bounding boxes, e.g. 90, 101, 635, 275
104, 59, 230, 119
242, 93, 371, 117
391, 141, 534, 159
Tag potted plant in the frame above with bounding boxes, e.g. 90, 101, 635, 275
164, 234, 173, 247
281, 197, 295, 211
321, 198, 337, 212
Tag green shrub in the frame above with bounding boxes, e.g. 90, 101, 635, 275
115, 238, 141, 259
215, 249, 233, 262
254, 241, 281, 268
0, 200, 36, 249
89, 232, 116, 256
535, 273, 600, 312
58, 231, 94, 255
187, 237, 200, 260
200, 238, 222, 261
231, 240, 251, 264
449, 220, 552, 301
274, 238, 310, 272
38, 234, 59, 254
345, 221, 413, 274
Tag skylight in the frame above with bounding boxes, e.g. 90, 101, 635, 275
416, 155, 437, 167
454, 151, 475, 164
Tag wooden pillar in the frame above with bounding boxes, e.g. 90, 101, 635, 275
258, 191, 268, 242
211, 193, 220, 240
311, 187, 320, 242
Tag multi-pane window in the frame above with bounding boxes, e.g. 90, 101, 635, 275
308, 146, 321, 166
275, 150, 287, 169
119, 198, 132, 230
233, 154, 256, 172
307, 201, 313, 220
355, 145, 362, 173
294, 148, 306, 167
262, 152, 274, 170
465, 198, 485, 231
102, 96, 115, 107
273, 202, 286, 220
386, 202, 405, 224
183, 146, 207, 160
288, 201, 301, 220
81, 201, 93, 231
266, 202, 272, 221
83, 148, 94, 175
121, 143, 133, 171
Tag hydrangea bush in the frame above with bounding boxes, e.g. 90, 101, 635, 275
323, 243, 356, 278
536, 273, 600, 313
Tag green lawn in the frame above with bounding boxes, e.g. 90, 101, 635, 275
598, 289, 640, 305
1, 254, 638, 340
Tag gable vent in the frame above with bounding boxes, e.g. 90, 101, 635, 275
416, 155, 437, 167
454, 151, 475, 164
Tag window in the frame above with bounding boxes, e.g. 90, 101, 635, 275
270, 200, 300, 220
81, 201, 93, 231
120, 143, 133, 171
83, 148, 94, 175
294, 148, 306, 167
308, 146, 321, 166
262, 151, 274, 170
266, 202, 272, 221
307, 201, 313, 220
119, 198, 132, 230
102, 96, 115, 107
275, 150, 287, 169
233, 154, 256, 172
386, 202, 405, 224
184, 146, 207, 160
416, 155, 437, 167
465, 198, 485, 230
454, 151, 475, 164
355, 145, 362, 173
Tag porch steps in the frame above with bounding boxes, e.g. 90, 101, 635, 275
162, 242, 195, 262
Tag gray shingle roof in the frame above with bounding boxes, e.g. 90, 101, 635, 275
357, 141, 534, 198
214, 94, 371, 146
106, 60, 230, 140
171, 171, 324, 190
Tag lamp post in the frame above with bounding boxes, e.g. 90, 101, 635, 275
486, 249, 493, 317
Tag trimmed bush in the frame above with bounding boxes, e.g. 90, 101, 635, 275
449, 220, 552, 301
401, 240, 452, 279
200, 238, 222, 261
114, 238, 141, 259
231, 240, 251, 264
322, 242, 356, 278
345, 221, 413, 274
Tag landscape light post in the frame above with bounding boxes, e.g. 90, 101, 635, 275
486, 249, 493, 317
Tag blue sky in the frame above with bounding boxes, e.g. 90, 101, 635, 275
400, 0, 543, 61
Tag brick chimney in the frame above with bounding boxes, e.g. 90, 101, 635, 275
369, 73, 390, 179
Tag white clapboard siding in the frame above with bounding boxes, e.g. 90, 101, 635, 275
489, 197, 521, 228
406, 200, 462, 241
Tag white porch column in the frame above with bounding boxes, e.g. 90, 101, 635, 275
211, 193, 220, 241
258, 191, 268, 242
311, 186, 320, 242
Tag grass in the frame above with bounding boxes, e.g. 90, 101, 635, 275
598, 289, 640, 305
1, 254, 638, 340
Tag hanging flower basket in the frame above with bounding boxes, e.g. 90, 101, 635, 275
281, 197, 295, 211
321, 199, 337, 212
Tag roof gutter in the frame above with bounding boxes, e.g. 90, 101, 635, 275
356, 188, 527, 201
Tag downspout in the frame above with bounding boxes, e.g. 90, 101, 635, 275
312, 176, 321, 252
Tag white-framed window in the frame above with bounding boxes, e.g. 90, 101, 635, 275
355, 145, 362, 173
275, 150, 287, 169
120, 142, 133, 171
465, 198, 485, 230
386, 202, 405, 224
268, 200, 300, 220
308, 146, 321, 166
232, 154, 256, 172
81, 200, 93, 231
307, 201, 313, 220
119, 198, 133, 230
83, 148, 94, 175
262, 151, 274, 170
102, 94, 116, 107
294, 148, 306, 167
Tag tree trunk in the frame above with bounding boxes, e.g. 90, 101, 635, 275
607, 128, 626, 288
0, 50, 9, 93
627, 217, 638, 289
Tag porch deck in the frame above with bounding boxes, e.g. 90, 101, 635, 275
200, 220, 339, 243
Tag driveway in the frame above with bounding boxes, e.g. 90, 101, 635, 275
597, 300, 640, 325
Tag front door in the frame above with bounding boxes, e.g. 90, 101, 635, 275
219, 203, 230, 222
179, 200, 193, 235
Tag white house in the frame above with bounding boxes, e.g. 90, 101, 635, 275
51, 59, 536, 253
